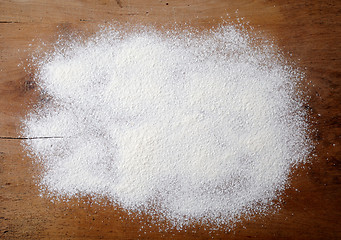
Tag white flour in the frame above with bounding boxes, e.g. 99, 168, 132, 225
22, 24, 312, 229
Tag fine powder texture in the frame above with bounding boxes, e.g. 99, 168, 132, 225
22, 24, 312, 229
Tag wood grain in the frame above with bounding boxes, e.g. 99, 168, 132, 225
0, 0, 340, 239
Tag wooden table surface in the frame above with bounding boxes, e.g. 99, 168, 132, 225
0, 0, 340, 239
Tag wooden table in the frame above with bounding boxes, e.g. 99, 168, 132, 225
1, 1, 340, 239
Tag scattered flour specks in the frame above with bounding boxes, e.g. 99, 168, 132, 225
22, 24, 312, 229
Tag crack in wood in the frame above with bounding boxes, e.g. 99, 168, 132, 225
0, 21, 19, 23
0, 136, 64, 140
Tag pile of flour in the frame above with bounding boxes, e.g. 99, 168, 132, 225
22, 24, 312, 228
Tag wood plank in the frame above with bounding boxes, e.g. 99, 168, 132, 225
0, 0, 340, 239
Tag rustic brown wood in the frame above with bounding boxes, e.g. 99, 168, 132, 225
0, 0, 340, 239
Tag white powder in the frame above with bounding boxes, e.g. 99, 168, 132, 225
22, 24, 312, 229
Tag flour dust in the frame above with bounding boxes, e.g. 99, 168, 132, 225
22, 24, 312, 229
